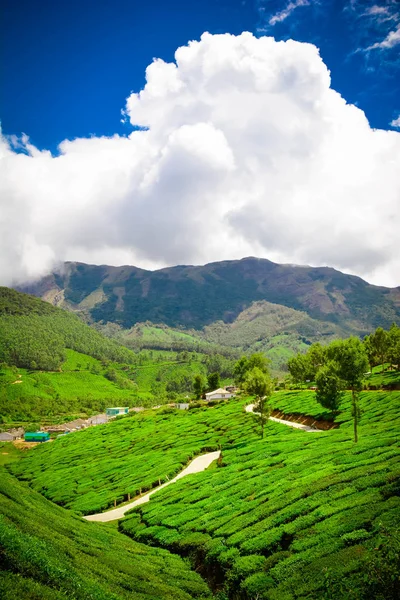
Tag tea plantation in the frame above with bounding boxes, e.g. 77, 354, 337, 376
10, 401, 258, 514
0, 470, 211, 600
8, 391, 400, 598
119, 391, 400, 599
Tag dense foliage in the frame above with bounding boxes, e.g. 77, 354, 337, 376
119, 391, 400, 599
0, 470, 211, 600
10, 389, 400, 599
22, 258, 400, 333
0, 349, 219, 425
0, 288, 136, 370
9, 401, 257, 514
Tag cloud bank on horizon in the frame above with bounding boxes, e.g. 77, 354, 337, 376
1, 32, 399, 288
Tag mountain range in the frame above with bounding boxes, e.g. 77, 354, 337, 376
17, 258, 400, 365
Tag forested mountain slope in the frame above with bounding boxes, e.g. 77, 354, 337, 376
0, 287, 135, 370
18, 258, 400, 335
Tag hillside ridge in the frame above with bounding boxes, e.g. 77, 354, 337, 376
16, 257, 400, 335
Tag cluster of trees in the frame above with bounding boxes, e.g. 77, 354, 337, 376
287, 326, 400, 442
0, 308, 137, 372
364, 324, 400, 371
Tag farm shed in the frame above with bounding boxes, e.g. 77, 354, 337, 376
106, 407, 129, 417
8, 427, 25, 439
24, 432, 50, 443
0, 427, 24, 442
177, 403, 189, 410
205, 388, 235, 401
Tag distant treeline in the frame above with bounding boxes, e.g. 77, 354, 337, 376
122, 337, 241, 359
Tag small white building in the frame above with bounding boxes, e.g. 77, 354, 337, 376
205, 388, 235, 401
177, 403, 189, 410
0, 432, 14, 442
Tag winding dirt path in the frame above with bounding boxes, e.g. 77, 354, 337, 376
245, 404, 323, 432
84, 450, 221, 523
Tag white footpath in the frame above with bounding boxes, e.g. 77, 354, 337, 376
84, 450, 221, 523
245, 404, 322, 432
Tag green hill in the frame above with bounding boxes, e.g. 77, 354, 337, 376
10, 390, 400, 598
0, 287, 136, 370
0, 289, 156, 425
0, 469, 211, 600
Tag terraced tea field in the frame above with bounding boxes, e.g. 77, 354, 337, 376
0, 470, 211, 600
120, 391, 400, 599
10, 401, 258, 514
9, 390, 400, 598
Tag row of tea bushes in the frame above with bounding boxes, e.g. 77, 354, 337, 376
0, 469, 212, 600
120, 391, 400, 599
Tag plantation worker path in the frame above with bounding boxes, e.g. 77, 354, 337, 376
245, 404, 323, 432
84, 450, 221, 523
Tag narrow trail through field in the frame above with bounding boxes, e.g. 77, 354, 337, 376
245, 404, 323, 432
84, 450, 221, 523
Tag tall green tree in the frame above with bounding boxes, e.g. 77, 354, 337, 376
233, 353, 269, 385
364, 327, 389, 372
315, 361, 344, 417
207, 372, 220, 391
307, 343, 326, 373
233, 356, 249, 385
244, 367, 273, 439
387, 323, 400, 370
247, 353, 270, 373
193, 374, 204, 400
287, 353, 313, 387
327, 338, 369, 443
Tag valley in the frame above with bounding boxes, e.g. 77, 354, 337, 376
1, 274, 399, 599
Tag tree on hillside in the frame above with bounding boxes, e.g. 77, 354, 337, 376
207, 372, 220, 391
233, 353, 269, 386
244, 367, 273, 439
388, 323, 400, 370
193, 374, 204, 399
307, 343, 326, 373
364, 327, 389, 372
247, 353, 270, 373
287, 353, 313, 387
315, 361, 344, 417
327, 338, 369, 443
233, 356, 249, 385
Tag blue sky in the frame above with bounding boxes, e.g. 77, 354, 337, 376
0, 1, 399, 287
2, 0, 399, 153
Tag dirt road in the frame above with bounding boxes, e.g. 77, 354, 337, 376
84, 450, 221, 523
245, 404, 322, 432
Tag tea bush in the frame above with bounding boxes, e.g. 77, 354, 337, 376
0, 470, 212, 599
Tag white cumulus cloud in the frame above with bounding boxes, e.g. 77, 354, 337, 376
1, 32, 400, 287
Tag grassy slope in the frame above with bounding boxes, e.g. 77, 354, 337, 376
9, 402, 255, 514
119, 392, 400, 599
0, 350, 137, 425
0, 470, 211, 600
104, 301, 344, 374
0, 348, 209, 426
10, 391, 400, 599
